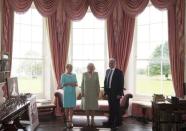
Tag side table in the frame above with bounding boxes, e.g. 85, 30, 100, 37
37, 102, 56, 117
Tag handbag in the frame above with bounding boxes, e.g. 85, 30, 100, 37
81, 96, 85, 110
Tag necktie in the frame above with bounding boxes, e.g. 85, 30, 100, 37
107, 70, 113, 88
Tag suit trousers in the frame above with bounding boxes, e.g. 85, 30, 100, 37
108, 93, 122, 126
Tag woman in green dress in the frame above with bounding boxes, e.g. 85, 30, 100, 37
61, 64, 77, 128
81, 63, 100, 126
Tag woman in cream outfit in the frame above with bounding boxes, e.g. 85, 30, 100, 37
81, 63, 100, 126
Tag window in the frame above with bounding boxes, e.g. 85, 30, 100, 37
12, 8, 46, 97
69, 11, 107, 86
135, 5, 174, 96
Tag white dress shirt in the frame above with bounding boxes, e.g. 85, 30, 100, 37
108, 68, 115, 88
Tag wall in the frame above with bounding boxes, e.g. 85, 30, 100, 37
0, 0, 2, 52
185, 0, 186, 83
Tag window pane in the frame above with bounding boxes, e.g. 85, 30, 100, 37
149, 42, 161, 59
20, 10, 31, 25
150, 6, 162, 23
93, 29, 105, 43
93, 20, 105, 29
136, 5, 174, 96
162, 23, 168, 41
137, 43, 150, 59
150, 23, 163, 42
83, 29, 93, 44
32, 26, 43, 42
20, 25, 32, 42
19, 43, 32, 58
73, 29, 83, 44
162, 61, 173, 95
32, 43, 43, 58
137, 25, 149, 42
13, 24, 20, 41
137, 7, 150, 25
93, 45, 104, 59
12, 8, 44, 95
136, 60, 162, 95
82, 13, 94, 28
31, 9, 42, 26
11, 59, 43, 94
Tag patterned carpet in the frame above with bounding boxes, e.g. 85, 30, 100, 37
36, 116, 152, 131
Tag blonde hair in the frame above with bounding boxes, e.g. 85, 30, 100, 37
66, 64, 72, 69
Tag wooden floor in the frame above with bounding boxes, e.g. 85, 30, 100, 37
36, 116, 152, 131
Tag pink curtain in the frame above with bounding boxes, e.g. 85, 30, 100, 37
48, 0, 71, 116
1, 0, 14, 69
107, 1, 135, 73
167, 1, 185, 97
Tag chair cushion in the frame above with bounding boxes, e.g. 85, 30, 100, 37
75, 100, 109, 111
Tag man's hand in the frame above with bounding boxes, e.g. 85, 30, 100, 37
104, 94, 108, 99
116, 95, 122, 99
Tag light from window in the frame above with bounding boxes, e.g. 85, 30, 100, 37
12, 8, 44, 94
70, 12, 107, 87
135, 5, 174, 96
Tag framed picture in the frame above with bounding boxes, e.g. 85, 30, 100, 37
7, 77, 19, 97
2, 52, 9, 60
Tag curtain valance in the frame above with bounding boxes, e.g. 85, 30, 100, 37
7, 0, 32, 12
151, 0, 176, 9
34, 0, 59, 17
121, 0, 149, 17
6, 0, 177, 19
7, 0, 59, 16
64, 0, 88, 20
89, 0, 116, 19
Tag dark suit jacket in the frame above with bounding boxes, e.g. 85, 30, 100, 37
104, 68, 124, 97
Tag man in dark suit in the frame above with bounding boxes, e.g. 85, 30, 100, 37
103, 58, 124, 129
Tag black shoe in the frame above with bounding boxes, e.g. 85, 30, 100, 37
115, 121, 122, 127
110, 125, 118, 130
103, 121, 111, 127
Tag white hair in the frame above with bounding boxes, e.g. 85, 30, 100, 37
87, 63, 95, 70
109, 58, 116, 63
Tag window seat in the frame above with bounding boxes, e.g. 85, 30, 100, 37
131, 100, 152, 120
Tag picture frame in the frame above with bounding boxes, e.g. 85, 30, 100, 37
2, 52, 9, 60
7, 77, 19, 97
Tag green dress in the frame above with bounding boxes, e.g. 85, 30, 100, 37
61, 73, 77, 108
81, 72, 100, 110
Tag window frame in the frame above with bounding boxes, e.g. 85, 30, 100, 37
129, 4, 174, 100
12, 6, 52, 99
